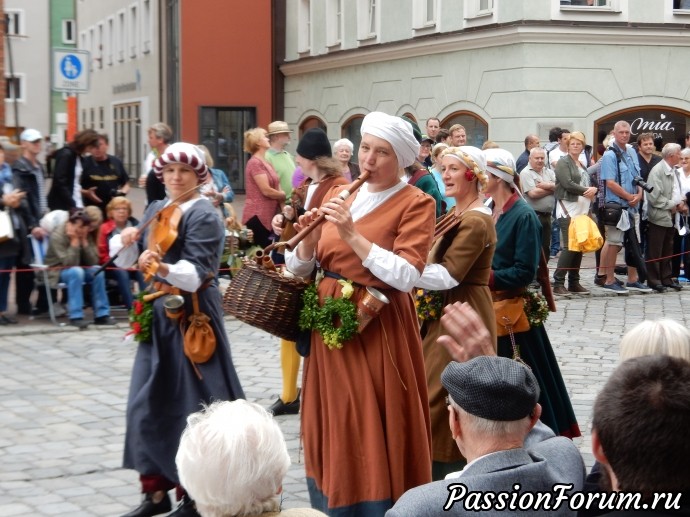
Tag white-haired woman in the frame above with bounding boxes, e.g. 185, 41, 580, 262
414, 146, 497, 480
286, 111, 435, 515
176, 400, 326, 517
671, 147, 690, 282
113, 143, 245, 517
332, 137, 361, 182
483, 147, 581, 440
429, 142, 456, 210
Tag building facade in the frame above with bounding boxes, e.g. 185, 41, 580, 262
75, 0, 161, 178
4, 0, 51, 140
282, 0, 690, 158
76, 0, 278, 192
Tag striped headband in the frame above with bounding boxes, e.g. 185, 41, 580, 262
483, 148, 516, 185
153, 142, 210, 183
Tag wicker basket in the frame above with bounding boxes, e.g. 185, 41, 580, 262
222, 259, 309, 341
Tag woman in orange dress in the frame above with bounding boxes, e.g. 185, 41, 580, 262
286, 112, 435, 516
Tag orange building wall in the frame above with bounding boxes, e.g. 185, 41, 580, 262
178, 0, 274, 142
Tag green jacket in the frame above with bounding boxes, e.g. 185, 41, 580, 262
555, 155, 588, 202
646, 160, 676, 228
45, 222, 100, 287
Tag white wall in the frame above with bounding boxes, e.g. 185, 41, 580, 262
5, 1, 51, 135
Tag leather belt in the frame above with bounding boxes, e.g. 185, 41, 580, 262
492, 288, 526, 302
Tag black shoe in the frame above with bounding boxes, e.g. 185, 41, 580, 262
0, 315, 18, 324
168, 496, 201, 517
664, 282, 683, 291
94, 315, 117, 325
121, 493, 172, 517
651, 285, 668, 293
69, 318, 90, 329
268, 393, 300, 416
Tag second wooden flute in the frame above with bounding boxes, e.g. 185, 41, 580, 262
283, 169, 371, 251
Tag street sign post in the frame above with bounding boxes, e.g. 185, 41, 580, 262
52, 49, 90, 93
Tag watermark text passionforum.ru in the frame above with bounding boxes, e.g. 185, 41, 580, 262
444, 483, 683, 512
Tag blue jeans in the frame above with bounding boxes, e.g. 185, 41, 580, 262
108, 268, 145, 309
550, 217, 561, 256
0, 255, 16, 313
59, 266, 110, 320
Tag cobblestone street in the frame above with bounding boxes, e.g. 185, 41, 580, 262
1, 283, 688, 516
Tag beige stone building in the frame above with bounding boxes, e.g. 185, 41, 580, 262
281, 0, 690, 158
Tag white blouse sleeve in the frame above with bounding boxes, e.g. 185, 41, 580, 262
110, 234, 139, 268
362, 243, 422, 292
285, 245, 316, 278
164, 260, 202, 292
415, 263, 460, 290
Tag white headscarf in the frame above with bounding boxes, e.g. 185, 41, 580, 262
360, 112, 420, 168
484, 148, 517, 185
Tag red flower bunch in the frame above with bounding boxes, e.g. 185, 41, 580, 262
128, 292, 153, 342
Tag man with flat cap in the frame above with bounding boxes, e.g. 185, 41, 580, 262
388, 305, 584, 516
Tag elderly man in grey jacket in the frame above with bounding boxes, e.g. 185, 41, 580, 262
645, 143, 683, 292
387, 303, 584, 517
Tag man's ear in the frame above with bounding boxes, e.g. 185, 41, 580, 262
592, 428, 620, 491
528, 404, 542, 430
448, 405, 461, 440
592, 429, 608, 466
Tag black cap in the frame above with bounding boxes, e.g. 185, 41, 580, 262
441, 356, 540, 421
400, 116, 423, 144
296, 128, 332, 160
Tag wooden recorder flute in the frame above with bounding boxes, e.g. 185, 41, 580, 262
282, 169, 371, 251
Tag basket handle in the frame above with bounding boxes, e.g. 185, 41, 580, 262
254, 244, 277, 271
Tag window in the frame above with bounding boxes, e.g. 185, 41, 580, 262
298, 0, 311, 53
674, 0, 690, 9
5, 75, 23, 101
465, 0, 494, 19
117, 11, 126, 62
142, 0, 152, 53
357, 0, 378, 41
413, 0, 438, 29
99, 107, 104, 130
113, 101, 143, 173
62, 19, 76, 44
342, 115, 365, 159
88, 27, 95, 70
327, 0, 343, 47
299, 116, 327, 138
129, 4, 138, 57
441, 112, 489, 148
199, 107, 257, 193
107, 18, 114, 65
5, 10, 22, 36
560, 0, 619, 9
96, 24, 104, 69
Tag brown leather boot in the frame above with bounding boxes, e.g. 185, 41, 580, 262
568, 283, 590, 294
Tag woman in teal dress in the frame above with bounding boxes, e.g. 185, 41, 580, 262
483, 147, 581, 439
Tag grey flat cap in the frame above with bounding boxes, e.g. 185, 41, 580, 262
441, 356, 540, 421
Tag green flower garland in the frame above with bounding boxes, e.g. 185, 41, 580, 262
523, 289, 549, 327
128, 291, 154, 343
299, 282, 359, 350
